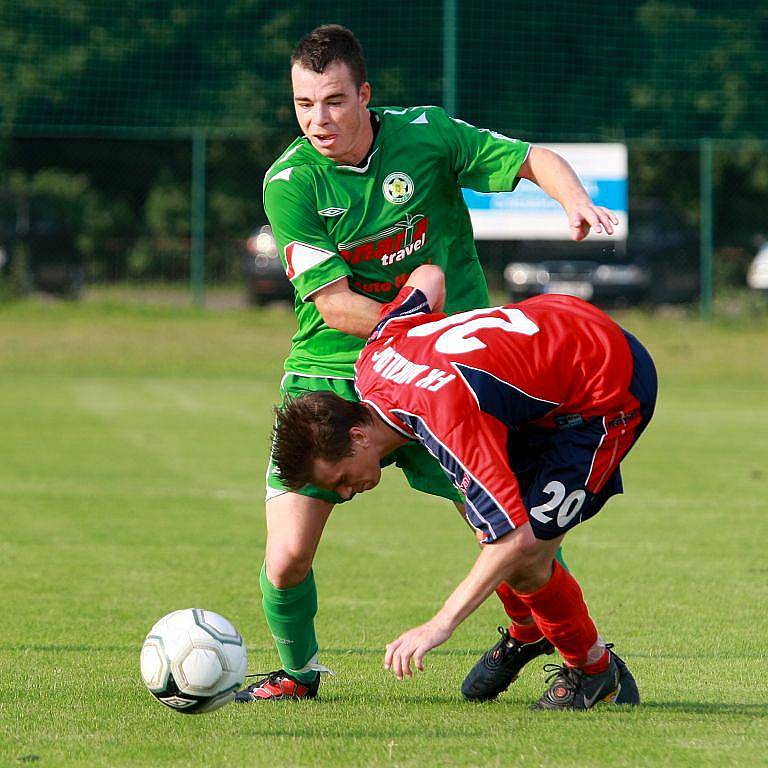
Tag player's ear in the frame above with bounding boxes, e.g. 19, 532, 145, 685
349, 425, 369, 449
358, 81, 371, 109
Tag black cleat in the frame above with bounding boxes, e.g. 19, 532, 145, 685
461, 626, 555, 701
610, 648, 641, 705
234, 669, 320, 702
532, 646, 640, 710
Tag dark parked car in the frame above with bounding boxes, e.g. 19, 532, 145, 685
243, 225, 293, 305
495, 200, 699, 306
0, 192, 84, 298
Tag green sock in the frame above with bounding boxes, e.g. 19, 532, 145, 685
555, 545, 569, 572
259, 563, 319, 683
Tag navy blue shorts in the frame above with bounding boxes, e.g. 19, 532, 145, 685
509, 331, 658, 540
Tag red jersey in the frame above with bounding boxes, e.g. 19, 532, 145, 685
354, 288, 639, 541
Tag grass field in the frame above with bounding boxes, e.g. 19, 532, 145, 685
1, 298, 766, 767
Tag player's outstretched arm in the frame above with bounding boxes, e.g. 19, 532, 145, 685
383, 529, 523, 680
517, 146, 619, 242
313, 278, 388, 338
402, 264, 446, 312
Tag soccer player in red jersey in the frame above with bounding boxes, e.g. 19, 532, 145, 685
271, 265, 657, 709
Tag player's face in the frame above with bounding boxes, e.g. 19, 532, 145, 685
312, 437, 382, 501
291, 61, 372, 165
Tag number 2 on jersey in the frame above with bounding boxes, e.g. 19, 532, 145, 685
406, 306, 539, 354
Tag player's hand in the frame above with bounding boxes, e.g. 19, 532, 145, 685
384, 619, 453, 680
567, 203, 619, 241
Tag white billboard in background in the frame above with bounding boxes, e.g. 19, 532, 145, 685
463, 143, 628, 240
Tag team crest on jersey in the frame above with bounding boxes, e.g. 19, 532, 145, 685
382, 172, 414, 205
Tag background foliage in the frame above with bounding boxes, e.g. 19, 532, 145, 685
0, 1, 766, 288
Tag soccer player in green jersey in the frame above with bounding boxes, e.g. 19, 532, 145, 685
235, 25, 619, 703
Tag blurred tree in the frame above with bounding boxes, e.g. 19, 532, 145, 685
627, 1, 768, 139
0, 0, 300, 133
0, 0, 766, 284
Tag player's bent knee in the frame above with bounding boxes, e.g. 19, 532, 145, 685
503, 531, 556, 593
505, 555, 549, 591
265, 548, 314, 589
507, 562, 553, 594
263, 493, 333, 588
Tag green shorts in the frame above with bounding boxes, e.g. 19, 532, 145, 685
265, 372, 463, 506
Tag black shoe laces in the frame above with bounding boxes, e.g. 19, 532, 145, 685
244, 669, 289, 688
541, 643, 615, 687
542, 662, 581, 687
485, 626, 513, 660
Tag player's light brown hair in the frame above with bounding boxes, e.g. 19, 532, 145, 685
272, 391, 373, 491
291, 25, 368, 90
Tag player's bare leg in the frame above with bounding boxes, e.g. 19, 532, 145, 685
236, 492, 334, 702
265, 491, 332, 589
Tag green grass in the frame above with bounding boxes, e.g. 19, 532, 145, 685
0, 298, 766, 767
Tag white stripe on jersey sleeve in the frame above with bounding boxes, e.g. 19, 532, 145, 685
301, 274, 348, 302
284, 241, 335, 280
265, 167, 293, 184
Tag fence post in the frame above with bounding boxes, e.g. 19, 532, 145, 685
191, 130, 206, 307
443, 0, 457, 116
699, 138, 714, 321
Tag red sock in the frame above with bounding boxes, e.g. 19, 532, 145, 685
514, 561, 608, 671
495, 582, 544, 644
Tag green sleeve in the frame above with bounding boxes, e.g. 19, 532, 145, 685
263, 167, 351, 302
432, 108, 531, 193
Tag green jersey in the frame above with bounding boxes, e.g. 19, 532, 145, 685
263, 105, 530, 377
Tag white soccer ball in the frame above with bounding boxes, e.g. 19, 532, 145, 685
140, 608, 248, 714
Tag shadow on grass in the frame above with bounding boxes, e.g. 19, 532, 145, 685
317, 692, 768, 718
638, 701, 768, 717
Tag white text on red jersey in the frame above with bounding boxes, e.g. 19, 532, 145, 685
371, 346, 455, 391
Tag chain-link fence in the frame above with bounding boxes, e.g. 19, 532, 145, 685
1, 1, 767, 313
3, 135, 765, 311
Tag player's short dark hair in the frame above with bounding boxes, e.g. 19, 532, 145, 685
291, 25, 368, 89
272, 391, 372, 491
